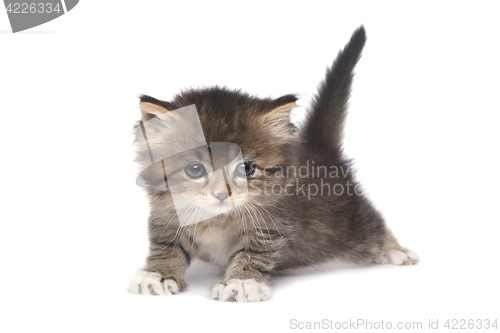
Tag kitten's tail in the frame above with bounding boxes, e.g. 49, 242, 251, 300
302, 26, 366, 152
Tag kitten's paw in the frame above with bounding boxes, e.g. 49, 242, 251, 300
127, 270, 180, 295
211, 279, 271, 302
375, 250, 419, 266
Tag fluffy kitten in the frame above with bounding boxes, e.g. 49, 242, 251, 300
128, 26, 418, 302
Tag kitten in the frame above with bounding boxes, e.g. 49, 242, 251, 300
128, 26, 418, 302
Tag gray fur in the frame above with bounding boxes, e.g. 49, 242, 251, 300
130, 26, 417, 300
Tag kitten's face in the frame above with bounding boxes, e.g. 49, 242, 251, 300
135, 89, 298, 225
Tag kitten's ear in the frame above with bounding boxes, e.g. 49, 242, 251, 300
266, 102, 299, 118
139, 95, 174, 122
140, 102, 170, 122
262, 95, 299, 125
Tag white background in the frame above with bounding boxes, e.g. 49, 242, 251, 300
1, 1, 499, 332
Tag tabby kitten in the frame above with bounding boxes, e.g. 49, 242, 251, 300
128, 26, 418, 302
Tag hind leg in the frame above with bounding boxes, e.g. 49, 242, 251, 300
374, 229, 419, 265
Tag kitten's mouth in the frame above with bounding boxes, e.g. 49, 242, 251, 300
214, 201, 232, 207
210, 201, 233, 213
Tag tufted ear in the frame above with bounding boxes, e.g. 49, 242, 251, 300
262, 99, 299, 127
267, 101, 298, 116
139, 95, 175, 122
259, 97, 300, 142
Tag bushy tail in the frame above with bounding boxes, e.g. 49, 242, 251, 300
302, 26, 366, 152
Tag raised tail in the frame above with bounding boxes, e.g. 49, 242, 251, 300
302, 26, 366, 152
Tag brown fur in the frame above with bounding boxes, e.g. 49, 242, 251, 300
130, 26, 417, 300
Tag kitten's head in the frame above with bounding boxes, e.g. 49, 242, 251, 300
135, 87, 298, 225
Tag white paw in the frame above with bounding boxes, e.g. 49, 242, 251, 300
127, 270, 179, 295
375, 250, 419, 266
211, 279, 271, 302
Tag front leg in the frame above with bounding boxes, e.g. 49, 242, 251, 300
128, 242, 189, 296
212, 251, 274, 302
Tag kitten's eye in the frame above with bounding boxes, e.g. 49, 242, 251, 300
235, 162, 255, 178
185, 164, 207, 179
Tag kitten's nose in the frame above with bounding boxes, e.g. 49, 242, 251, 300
212, 190, 229, 203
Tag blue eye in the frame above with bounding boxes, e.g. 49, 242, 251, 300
235, 162, 255, 178
185, 164, 207, 179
